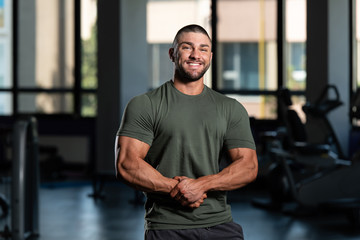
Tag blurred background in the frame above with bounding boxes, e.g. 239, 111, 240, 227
0, 0, 360, 239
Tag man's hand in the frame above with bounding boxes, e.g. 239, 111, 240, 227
170, 176, 207, 208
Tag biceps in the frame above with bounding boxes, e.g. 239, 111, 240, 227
117, 136, 150, 164
228, 148, 258, 167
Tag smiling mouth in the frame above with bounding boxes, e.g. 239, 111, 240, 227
187, 62, 202, 68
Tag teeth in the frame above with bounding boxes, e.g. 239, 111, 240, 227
189, 63, 200, 65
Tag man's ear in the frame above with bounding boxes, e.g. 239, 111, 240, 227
169, 48, 175, 62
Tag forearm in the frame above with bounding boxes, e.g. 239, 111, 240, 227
117, 156, 177, 194
177, 148, 258, 196
199, 159, 257, 192
116, 136, 178, 194
117, 152, 206, 208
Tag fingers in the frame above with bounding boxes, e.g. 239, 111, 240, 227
170, 176, 207, 208
202, 193, 207, 200
176, 193, 208, 209
174, 189, 183, 202
171, 178, 192, 202
188, 201, 201, 208
173, 176, 188, 181
170, 176, 187, 198
188, 193, 207, 208
169, 183, 181, 198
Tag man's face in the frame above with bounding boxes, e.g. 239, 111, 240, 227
170, 32, 212, 82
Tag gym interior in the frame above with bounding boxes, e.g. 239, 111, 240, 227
1, 0, 360, 239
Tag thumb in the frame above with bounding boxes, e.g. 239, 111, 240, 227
173, 176, 188, 182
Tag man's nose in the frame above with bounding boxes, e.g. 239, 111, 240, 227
189, 48, 200, 59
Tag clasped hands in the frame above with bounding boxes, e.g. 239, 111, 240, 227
169, 176, 207, 209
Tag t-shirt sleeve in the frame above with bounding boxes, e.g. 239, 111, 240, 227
117, 94, 154, 146
224, 99, 256, 150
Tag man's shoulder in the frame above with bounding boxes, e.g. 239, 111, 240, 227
127, 93, 150, 108
206, 87, 239, 104
205, 87, 248, 117
144, 81, 171, 99
128, 81, 169, 103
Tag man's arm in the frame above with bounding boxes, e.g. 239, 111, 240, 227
115, 135, 207, 208
170, 147, 258, 204
115, 135, 178, 193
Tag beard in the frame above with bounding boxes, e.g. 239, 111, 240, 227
175, 62, 210, 82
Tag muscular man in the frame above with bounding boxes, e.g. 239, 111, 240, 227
115, 24, 258, 240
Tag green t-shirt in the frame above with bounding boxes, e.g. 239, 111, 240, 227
118, 81, 255, 230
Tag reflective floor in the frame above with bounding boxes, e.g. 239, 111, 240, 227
1, 180, 360, 240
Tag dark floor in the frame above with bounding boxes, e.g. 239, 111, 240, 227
2, 178, 360, 240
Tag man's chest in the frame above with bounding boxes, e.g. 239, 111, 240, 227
154, 100, 228, 140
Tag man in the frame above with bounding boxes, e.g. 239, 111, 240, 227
115, 24, 258, 240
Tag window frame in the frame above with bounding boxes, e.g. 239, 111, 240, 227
0, 0, 97, 119
3, 0, 312, 120
211, 0, 306, 121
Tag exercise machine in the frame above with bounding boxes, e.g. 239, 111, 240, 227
0, 126, 11, 220
302, 85, 346, 159
252, 85, 360, 224
0, 117, 40, 240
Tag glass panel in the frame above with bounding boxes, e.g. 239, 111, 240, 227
0, 0, 3, 29
0, 92, 12, 115
0, 0, 10, 31
285, 0, 306, 90
226, 94, 277, 119
217, 0, 277, 91
18, 93, 73, 114
0, 0, 12, 88
19, 0, 74, 88
0, 34, 11, 88
81, 0, 97, 89
146, 0, 212, 89
81, 93, 97, 117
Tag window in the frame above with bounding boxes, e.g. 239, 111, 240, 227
81, 0, 97, 117
216, 0, 278, 119
285, 0, 307, 122
285, 0, 306, 91
17, 0, 75, 114
1, 0, 97, 117
0, 0, 12, 115
145, 0, 307, 120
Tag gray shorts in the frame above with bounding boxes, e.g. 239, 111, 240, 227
145, 221, 244, 240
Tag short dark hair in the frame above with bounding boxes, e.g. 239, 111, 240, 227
172, 24, 211, 49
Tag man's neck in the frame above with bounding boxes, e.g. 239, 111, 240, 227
172, 78, 204, 95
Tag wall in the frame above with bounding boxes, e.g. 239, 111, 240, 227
120, 0, 149, 114
96, 0, 148, 174
306, 0, 350, 158
328, 0, 350, 158
96, 0, 121, 174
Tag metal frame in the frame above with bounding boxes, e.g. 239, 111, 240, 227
11, 117, 39, 240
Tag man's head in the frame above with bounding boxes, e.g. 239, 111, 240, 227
171, 24, 212, 51
169, 24, 212, 83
